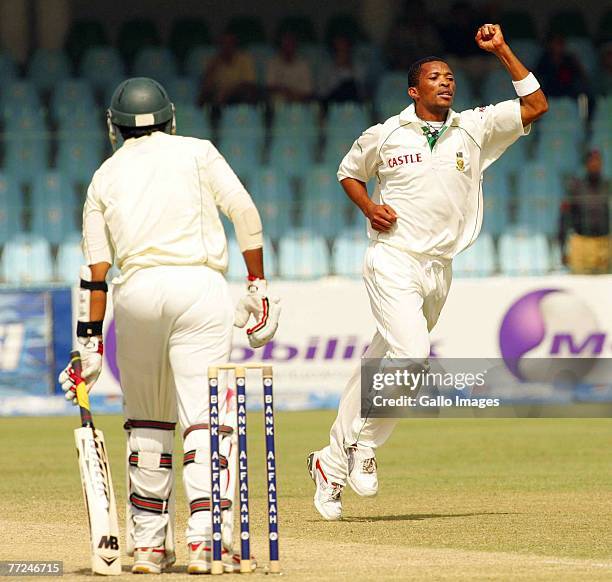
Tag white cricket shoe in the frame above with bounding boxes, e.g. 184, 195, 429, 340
187, 543, 257, 574
347, 445, 378, 497
307, 451, 344, 521
132, 546, 170, 574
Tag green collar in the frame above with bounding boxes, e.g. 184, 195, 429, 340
421, 124, 448, 150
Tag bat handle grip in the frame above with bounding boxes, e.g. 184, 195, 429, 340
71, 350, 94, 429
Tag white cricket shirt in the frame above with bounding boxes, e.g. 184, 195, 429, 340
83, 132, 253, 283
337, 100, 530, 258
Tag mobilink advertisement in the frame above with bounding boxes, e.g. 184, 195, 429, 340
89, 276, 612, 410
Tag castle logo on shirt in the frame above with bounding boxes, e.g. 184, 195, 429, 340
387, 153, 423, 168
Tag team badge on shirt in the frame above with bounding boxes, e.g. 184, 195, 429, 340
456, 152, 465, 172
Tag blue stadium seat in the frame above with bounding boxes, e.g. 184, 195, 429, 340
0, 51, 17, 82
517, 162, 564, 199
249, 167, 295, 239
322, 134, 356, 167
1, 80, 41, 118
50, 79, 96, 122
509, 39, 542, 70
174, 105, 211, 139
449, 67, 474, 112
271, 103, 320, 147
566, 38, 597, 78
481, 167, 510, 236
331, 229, 368, 277
535, 129, 581, 175
56, 138, 103, 185
453, 232, 496, 277
516, 195, 560, 237
132, 47, 178, 85
516, 163, 563, 235
79, 47, 126, 92
226, 236, 276, 281
184, 45, 216, 80
498, 228, 550, 275
299, 165, 352, 236
28, 50, 71, 92
593, 95, 612, 125
493, 135, 529, 176
56, 109, 105, 180
278, 228, 330, 279
56, 233, 83, 283
376, 97, 408, 122
268, 135, 315, 180
1, 234, 53, 284
326, 103, 369, 139
3, 111, 49, 185
31, 172, 78, 244
517, 194, 560, 236
165, 77, 198, 106
355, 42, 384, 86
0, 173, 23, 243
374, 72, 406, 113
218, 137, 261, 182
482, 68, 515, 104
538, 97, 584, 137
218, 105, 265, 150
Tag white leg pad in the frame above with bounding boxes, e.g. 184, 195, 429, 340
125, 428, 175, 560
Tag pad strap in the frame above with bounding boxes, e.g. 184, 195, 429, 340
80, 279, 108, 292
189, 497, 232, 514
183, 450, 228, 468
183, 423, 233, 439
129, 452, 173, 469
76, 320, 103, 337
124, 419, 177, 431
130, 493, 169, 514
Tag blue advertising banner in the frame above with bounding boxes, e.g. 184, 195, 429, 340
50, 288, 73, 393
0, 290, 52, 394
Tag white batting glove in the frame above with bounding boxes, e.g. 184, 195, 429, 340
234, 278, 281, 349
58, 337, 104, 405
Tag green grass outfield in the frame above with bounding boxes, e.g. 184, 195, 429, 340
1, 412, 611, 581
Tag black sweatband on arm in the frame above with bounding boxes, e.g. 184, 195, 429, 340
80, 279, 108, 292
77, 320, 104, 337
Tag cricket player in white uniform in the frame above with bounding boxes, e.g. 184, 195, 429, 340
308, 25, 548, 519
58, 77, 281, 573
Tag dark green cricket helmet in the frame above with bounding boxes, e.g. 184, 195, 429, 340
106, 77, 175, 147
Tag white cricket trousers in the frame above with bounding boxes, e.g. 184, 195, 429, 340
113, 265, 234, 548
319, 241, 452, 483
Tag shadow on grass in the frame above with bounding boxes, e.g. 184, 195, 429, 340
340, 511, 514, 522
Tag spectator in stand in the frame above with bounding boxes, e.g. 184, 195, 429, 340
385, 0, 443, 71
198, 31, 258, 106
559, 150, 611, 274
536, 33, 590, 98
318, 33, 366, 104
266, 29, 314, 104
596, 42, 612, 95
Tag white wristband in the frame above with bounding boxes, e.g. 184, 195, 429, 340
512, 72, 540, 97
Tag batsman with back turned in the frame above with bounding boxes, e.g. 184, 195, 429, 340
308, 24, 548, 519
58, 77, 281, 574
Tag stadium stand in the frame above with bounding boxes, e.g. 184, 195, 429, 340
0, 6, 608, 281
2, 234, 53, 284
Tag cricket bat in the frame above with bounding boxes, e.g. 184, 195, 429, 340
72, 350, 121, 575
